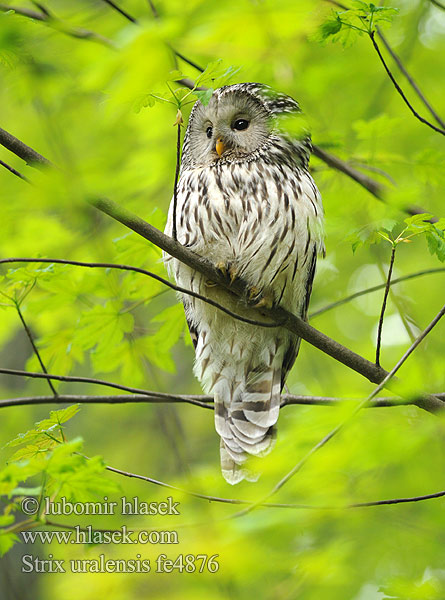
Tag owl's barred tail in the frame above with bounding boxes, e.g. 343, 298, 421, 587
214, 366, 282, 485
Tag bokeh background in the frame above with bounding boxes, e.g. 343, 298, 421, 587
1, 0, 445, 598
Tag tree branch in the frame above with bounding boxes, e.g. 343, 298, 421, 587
100, 0, 136, 23
15, 304, 58, 396
311, 144, 384, 199
0, 126, 52, 169
375, 26, 445, 130
369, 31, 445, 137
1, 392, 443, 410
310, 267, 445, 318
0, 257, 280, 329
375, 245, 396, 366
0, 158, 30, 182
97, 454, 445, 511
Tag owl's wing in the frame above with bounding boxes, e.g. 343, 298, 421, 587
183, 300, 199, 350
279, 243, 318, 389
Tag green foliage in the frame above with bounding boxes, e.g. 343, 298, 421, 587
319, 2, 399, 46
0, 406, 119, 556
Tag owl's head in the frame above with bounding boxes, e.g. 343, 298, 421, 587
181, 83, 305, 169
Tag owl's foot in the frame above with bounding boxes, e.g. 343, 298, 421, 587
205, 262, 237, 288
214, 261, 239, 284
247, 286, 274, 309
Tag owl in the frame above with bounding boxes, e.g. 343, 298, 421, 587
164, 83, 324, 484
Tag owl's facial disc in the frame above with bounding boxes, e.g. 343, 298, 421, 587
187, 89, 271, 166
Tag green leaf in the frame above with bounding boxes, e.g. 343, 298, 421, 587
193, 88, 214, 106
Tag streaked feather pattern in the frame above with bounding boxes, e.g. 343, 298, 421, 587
164, 83, 324, 483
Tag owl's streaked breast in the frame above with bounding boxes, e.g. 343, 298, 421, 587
170, 157, 323, 313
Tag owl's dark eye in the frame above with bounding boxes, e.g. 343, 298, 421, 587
232, 119, 250, 131
206, 126, 213, 139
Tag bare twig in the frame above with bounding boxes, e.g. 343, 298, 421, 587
102, 458, 445, 510
375, 245, 396, 366
0, 126, 52, 169
15, 304, 58, 396
0, 367, 213, 407
311, 144, 385, 199
146, 0, 160, 19
429, 0, 445, 11
0, 158, 30, 182
100, 0, 137, 23
376, 27, 445, 130
310, 267, 445, 318
0, 257, 281, 329
171, 119, 182, 240
0, 3, 114, 47
369, 31, 445, 137
1, 392, 443, 411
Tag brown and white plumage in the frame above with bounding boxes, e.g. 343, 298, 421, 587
164, 83, 324, 484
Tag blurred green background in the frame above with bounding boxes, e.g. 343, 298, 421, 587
1, 0, 445, 598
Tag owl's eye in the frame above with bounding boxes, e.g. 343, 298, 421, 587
206, 126, 213, 139
232, 119, 250, 131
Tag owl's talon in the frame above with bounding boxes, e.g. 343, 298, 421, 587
228, 265, 239, 284
247, 286, 274, 309
252, 295, 274, 309
205, 279, 218, 288
215, 261, 228, 277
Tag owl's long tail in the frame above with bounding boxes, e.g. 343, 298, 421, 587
214, 365, 282, 485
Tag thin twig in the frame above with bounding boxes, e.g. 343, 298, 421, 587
146, 0, 159, 19
1, 392, 443, 411
376, 27, 445, 130
15, 304, 58, 396
311, 144, 385, 199
0, 3, 114, 47
231, 303, 445, 518
0, 367, 213, 407
0, 393, 214, 409
171, 120, 182, 241
0, 160, 31, 183
0, 126, 52, 169
0, 257, 280, 329
0, 158, 30, 182
100, 0, 137, 23
369, 31, 445, 137
102, 459, 445, 510
375, 245, 396, 366
310, 267, 445, 318
429, 0, 445, 11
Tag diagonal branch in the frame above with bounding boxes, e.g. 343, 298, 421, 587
15, 304, 58, 396
0, 367, 212, 408
369, 31, 445, 137
375, 245, 396, 366
0, 257, 280, 329
310, 267, 445, 318
0, 3, 114, 47
0, 158, 30, 182
0, 126, 52, 169
0, 128, 441, 409
311, 144, 384, 199
375, 26, 445, 130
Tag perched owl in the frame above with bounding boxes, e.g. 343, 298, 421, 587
164, 83, 324, 484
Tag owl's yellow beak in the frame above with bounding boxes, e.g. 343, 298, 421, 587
215, 138, 225, 157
